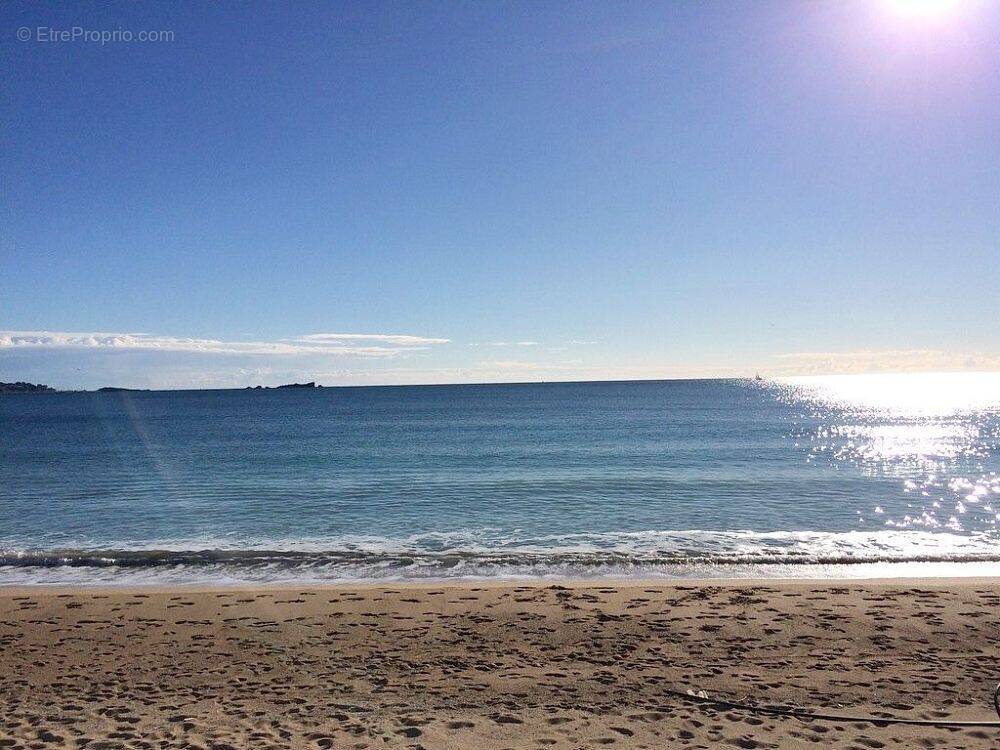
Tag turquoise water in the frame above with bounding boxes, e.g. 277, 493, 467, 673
1, 375, 998, 584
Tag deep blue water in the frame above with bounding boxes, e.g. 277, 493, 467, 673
1, 376, 998, 584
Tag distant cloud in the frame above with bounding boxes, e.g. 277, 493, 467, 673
772, 349, 1000, 375
0, 330, 449, 358
477, 360, 551, 371
295, 333, 450, 346
475, 359, 587, 373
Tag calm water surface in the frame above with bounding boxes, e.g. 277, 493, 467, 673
1, 375, 998, 584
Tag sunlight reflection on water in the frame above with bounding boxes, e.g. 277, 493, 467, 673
781, 372, 1000, 534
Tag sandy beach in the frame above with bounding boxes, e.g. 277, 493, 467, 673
1, 579, 998, 749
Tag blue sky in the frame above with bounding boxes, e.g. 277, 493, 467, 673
2, 1, 999, 388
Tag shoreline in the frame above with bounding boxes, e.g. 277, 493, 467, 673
3, 557, 1000, 592
3, 571, 1000, 596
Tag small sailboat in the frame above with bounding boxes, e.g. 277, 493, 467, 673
754, 372, 763, 382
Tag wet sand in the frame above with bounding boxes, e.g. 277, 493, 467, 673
1, 579, 998, 749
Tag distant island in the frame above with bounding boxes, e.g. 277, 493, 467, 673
0, 381, 56, 393
1, 381, 324, 394
246, 382, 321, 390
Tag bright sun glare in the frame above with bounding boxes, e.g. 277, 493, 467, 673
884, 0, 964, 20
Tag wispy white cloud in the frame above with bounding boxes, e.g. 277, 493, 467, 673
0, 330, 449, 358
7, 330, 997, 390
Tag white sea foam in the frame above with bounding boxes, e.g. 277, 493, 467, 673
1, 528, 998, 586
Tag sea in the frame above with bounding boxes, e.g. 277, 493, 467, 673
1, 373, 998, 586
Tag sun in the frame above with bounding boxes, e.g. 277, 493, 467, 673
883, 0, 964, 20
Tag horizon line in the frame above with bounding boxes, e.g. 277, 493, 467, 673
6, 370, 1000, 394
